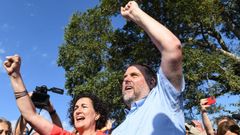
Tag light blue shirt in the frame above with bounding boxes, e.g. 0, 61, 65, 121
112, 68, 185, 135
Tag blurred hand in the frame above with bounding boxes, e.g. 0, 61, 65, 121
200, 98, 211, 112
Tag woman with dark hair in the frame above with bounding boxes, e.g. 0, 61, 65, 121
68, 93, 108, 133
3, 55, 109, 135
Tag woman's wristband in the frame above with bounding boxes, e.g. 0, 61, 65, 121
14, 90, 28, 99
49, 110, 56, 115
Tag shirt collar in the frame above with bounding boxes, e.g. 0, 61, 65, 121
124, 97, 146, 115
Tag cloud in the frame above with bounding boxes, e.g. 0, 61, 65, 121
51, 60, 57, 66
0, 23, 13, 32
24, 3, 33, 7
32, 46, 38, 51
41, 53, 48, 57
0, 58, 5, 73
30, 13, 35, 17
24, 2, 36, 17
0, 48, 5, 54
0, 47, 6, 73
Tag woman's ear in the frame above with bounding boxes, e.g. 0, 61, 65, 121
95, 114, 100, 121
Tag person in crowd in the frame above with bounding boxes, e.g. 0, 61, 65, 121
14, 93, 62, 135
111, 1, 185, 135
3, 54, 109, 135
217, 120, 239, 135
100, 119, 115, 134
216, 116, 236, 127
0, 117, 12, 135
200, 98, 215, 135
200, 98, 238, 135
185, 120, 206, 135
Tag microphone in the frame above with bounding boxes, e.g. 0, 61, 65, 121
49, 87, 64, 95
232, 114, 240, 120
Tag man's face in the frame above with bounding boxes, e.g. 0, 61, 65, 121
122, 66, 150, 107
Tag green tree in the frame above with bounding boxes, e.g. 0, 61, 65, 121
58, 0, 240, 122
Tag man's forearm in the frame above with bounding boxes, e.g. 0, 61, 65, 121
130, 7, 181, 53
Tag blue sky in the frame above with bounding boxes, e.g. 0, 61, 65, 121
0, 0, 105, 131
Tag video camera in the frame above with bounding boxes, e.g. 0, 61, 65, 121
31, 85, 64, 108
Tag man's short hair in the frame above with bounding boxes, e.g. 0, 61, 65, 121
128, 64, 157, 87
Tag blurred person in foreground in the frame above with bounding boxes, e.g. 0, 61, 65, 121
3, 54, 109, 135
0, 117, 12, 135
185, 120, 206, 135
112, 1, 185, 135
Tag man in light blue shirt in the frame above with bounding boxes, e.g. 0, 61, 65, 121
111, 1, 185, 135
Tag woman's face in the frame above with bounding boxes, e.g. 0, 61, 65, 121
73, 97, 100, 130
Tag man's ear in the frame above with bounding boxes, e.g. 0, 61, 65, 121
149, 78, 156, 89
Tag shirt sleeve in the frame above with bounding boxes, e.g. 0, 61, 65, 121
157, 67, 185, 96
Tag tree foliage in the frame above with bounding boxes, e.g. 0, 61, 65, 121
58, 0, 240, 122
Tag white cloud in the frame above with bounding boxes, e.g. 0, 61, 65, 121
24, 2, 36, 17
30, 13, 35, 17
0, 48, 5, 54
32, 46, 38, 51
25, 3, 33, 7
51, 60, 57, 66
1, 23, 9, 29
41, 53, 48, 57
0, 58, 5, 73
0, 23, 13, 32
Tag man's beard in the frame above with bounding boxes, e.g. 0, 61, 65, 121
123, 92, 136, 106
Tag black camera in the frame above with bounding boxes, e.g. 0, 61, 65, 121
31, 85, 64, 108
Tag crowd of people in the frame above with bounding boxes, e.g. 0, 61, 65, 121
1, 1, 239, 135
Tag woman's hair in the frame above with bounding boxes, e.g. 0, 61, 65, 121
215, 115, 234, 125
0, 117, 12, 135
68, 92, 109, 130
217, 120, 240, 135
